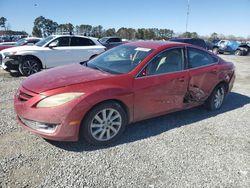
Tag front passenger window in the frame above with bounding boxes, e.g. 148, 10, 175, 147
146, 48, 184, 76
51, 37, 70, 47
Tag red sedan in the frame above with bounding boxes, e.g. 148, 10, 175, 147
14, 41, 235, 145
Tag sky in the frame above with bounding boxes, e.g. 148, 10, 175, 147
0, 0, 250, 37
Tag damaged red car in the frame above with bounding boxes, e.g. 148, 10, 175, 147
14, 41, 235, 145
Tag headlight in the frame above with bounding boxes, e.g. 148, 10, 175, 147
36, 92, 84, 108
3, 51, 17, 57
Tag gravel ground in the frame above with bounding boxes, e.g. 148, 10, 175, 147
0, 55, 249, 188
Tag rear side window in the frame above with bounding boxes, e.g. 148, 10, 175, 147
71, 37, 95, 46
187, 47, 217, 68
190, 39, 206, 49
108, 38, 122, 43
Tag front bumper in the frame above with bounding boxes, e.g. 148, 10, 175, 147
0, 55, 22, 71
14, 86, 91, 141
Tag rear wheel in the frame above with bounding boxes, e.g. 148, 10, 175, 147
212, 47, 219, 55
81, 102, 127, 145
19, 57, 41, 76
205, 84, 226, 111
235, 50, 241, 56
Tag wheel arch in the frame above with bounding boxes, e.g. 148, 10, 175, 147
214, 80, 229, 94
81, 99, 130, 125
78, 98, 130, 141
22, 55, 43, 69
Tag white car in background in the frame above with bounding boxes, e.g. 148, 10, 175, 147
0, 35, 106, 76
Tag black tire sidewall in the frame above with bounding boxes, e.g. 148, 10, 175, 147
81, 102, 127, 145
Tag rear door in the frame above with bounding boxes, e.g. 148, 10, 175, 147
133, 48, 189, 121
186, 47, 220, 102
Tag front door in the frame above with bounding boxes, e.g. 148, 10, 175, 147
44, 36, 72, 68
133, 48, 189, 121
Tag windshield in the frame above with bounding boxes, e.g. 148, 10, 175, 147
35, 36, 55, 47
87, 45, 154, 74
99, 37, 108, 43
16, 38, 26, 46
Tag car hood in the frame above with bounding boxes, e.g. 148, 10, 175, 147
22, 64, 113, 93
1, 45, 41, 53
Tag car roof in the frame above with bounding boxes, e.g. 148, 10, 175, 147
51, 35, 90, 38
125, 41, 189, 49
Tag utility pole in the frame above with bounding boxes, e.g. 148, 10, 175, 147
186, 0, 190, 33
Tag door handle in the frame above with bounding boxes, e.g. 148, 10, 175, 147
178, 77, 185, 82
212, 68, 218, 73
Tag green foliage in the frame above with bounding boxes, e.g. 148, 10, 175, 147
32, 26, 42, 37
104, 28, 116, 37
33, 16, 58, 37
180, 32, 198, 38
0, 17, 7, 28
31, 16, 174, 40
208, 32, 219, 42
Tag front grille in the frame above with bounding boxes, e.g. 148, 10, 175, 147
17, 87, 36, 102
19, 91, 33, 101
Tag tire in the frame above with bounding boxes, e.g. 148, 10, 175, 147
212, 48, 219, 55
235, 50, 241, 56
80, 102, 127, 145
19, 57, 41, 76
205, 84, 226, 111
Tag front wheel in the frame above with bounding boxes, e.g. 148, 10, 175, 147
205, 84, 226, 111
81, 102, 127, 145
19, 57, 41, 76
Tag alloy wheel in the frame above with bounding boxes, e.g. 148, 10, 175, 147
21, 60, 39, 75
90, 108, 122, 141
213, 87, 225, 109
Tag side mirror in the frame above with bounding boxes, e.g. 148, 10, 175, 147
48, 41, 58, 48
138, 68, 148, 77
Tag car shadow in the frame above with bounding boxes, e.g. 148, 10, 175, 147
47, 92, 250, 152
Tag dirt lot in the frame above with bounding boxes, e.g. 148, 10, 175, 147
0, 55, 249, 188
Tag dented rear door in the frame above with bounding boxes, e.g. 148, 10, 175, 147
186, 47, 220, 102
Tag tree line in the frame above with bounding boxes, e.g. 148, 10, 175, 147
31, 16, 174, 40
1, 16, 249, 41
0, 16, 28, 36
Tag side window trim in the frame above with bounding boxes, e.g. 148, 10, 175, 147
136, 47, 185, 78
186, 47, 219, 70
46, 37, 70, 47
